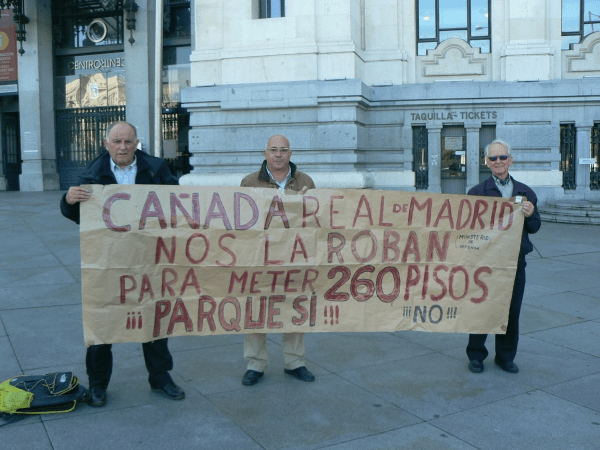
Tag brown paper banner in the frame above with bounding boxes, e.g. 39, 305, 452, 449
80, 185, 524, 346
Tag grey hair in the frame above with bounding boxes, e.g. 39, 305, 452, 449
105, 121, 138, 140
485, 139, 512, 157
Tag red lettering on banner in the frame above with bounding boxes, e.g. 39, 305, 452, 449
234, 192, 259, 230
449, 266, 469, 300
245, 296, 266, 329
352, 195, 374, 227
471, 266, 492, 303
290, 234, 309, 263
490, 200, 498, 230
198, 296, 217, 332
302, 196, 321, 228
404, 264, 421, 300
167, 298, 193, 334
267, 270, 285, 292
216, 233, 237, 267
351, 266, 375, 301
421, 265, 430, 299
376, 267, 400, 303
250, 271, 262, 293
155, 236, 176, 264
327, 232, 346, 263
180, 268, 202, 296
325, 266, 351, 301
161, 268, 178, 297
284, 270, 301, 293
351, 230, 377, 263
139, 192, 167, 230
430, 265, 449, 301
264, 195, 290, 229
408, 197, 432, 227
470, 199, 489, 230
302, 269, 319, 292
264, 234, 284, 265
120, 275, 137, 303
205, 193, 232, 230
498, 202, 514, 231
267, 295, 285, 328
383, 230, 401, 263
219, 297, 241, 331
103, 193, 131, 232
138, 274, 154, 302
186, 233, 210, 264
433, 199, 454, 229
426, 231, 450, 262
402, 231, 421, 263
170, 193, 200, 229
153, 300, 171, 337
229, 271, 248, 293
378, 196, 393, 227
292, 295, 309, 325
330, 196, 345, 229
456, 199, 472, 230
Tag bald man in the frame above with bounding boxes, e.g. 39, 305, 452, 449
239, 135, 316, 386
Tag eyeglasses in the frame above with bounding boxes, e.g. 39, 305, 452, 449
487, 155, 510, 162
267, 147, 290, 154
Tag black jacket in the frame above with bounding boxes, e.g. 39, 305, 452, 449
60, 150, 178, 224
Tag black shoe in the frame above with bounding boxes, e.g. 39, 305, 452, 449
242, 370, 264, 386
88, 385, 107, 407
284, 366, 315, 382
152, 382, 185, 400
468, 360, 484, 373
495, 358, 519, 373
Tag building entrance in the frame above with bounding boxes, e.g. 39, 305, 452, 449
441, 125, 466, 194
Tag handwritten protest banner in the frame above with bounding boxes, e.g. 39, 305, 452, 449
80, 185, 525, 346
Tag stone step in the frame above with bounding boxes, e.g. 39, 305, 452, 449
538, 200, 600, 225
540, 213, 600, 225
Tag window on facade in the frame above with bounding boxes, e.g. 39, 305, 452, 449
52, 0, 124, 50
260, 0, 285, 18
163, 0, 191, 40
417, 0, 490, 55
413, 126, 429, 189
591, 123, 600, 190
562, 0, 600, 49
560, 124, 577, 189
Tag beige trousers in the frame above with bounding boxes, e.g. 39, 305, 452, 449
244, 333, 305, 372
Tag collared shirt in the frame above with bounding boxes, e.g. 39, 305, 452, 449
110, 157, 138, 185
266, 165, 291, 190
492, 173, 513, 198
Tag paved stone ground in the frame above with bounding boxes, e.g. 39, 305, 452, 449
1, 190, 599, 450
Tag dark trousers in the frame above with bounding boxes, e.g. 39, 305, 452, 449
86, 338, 174, 389
467, 257, 527, 364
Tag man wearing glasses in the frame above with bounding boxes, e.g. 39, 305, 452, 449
467, 139, 541, 374
239, 134, 316, 386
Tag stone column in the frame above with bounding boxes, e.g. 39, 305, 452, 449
124, 1, 157, 152
466, 125, 481, 192
576, 126, 592, 194
426, 124, 442, 193
18, 2, 59, 191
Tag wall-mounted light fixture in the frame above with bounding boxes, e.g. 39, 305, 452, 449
0, 0, 29, 55
124, 0, 138, 45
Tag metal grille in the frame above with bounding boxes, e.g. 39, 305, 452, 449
560, 124, 576, 190
1, 114, 21, 191
55, 106, 125, 189
413, 126, 428, 189
591, 123, 600, 190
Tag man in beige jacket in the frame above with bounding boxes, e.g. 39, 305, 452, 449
240, 134, 316, 386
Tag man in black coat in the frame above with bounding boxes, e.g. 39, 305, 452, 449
60, 121, 185, 406
466, 139, 541, 374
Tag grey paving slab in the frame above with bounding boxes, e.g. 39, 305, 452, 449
325, 422, 478, 450
64, 263, 82, 282
2, 304, 82, 335
519, 303, 586, 334
208, 372, 421, 450
528, 321, 600, 358
0, 421, 53, 449
167, 333, 245, 352
391, 330, 469, 353
543, 372, 600, 413
525, 291, 600, 320
574, 286, 600, 299
43, 391, 262, 450
304, 332, 434, 373
550, 252, 600, 268
339, 352, 532, 421
525, 257, 584, 272
0, 319, 5, 336
0, 266, 77, 289
0, 283, 81, 310
430, 390, 600, 450
523, 282, 565, 298
525, 267, 600, 291
0, 336, 20, 373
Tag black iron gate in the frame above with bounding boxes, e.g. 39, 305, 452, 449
560, 124, 576, 190
1, 114, 21, 191
56, 106, 126, 189
591, 123, 600, 190
413, 126, 428, 189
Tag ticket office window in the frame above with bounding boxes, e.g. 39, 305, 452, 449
441, 125, 466, 194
